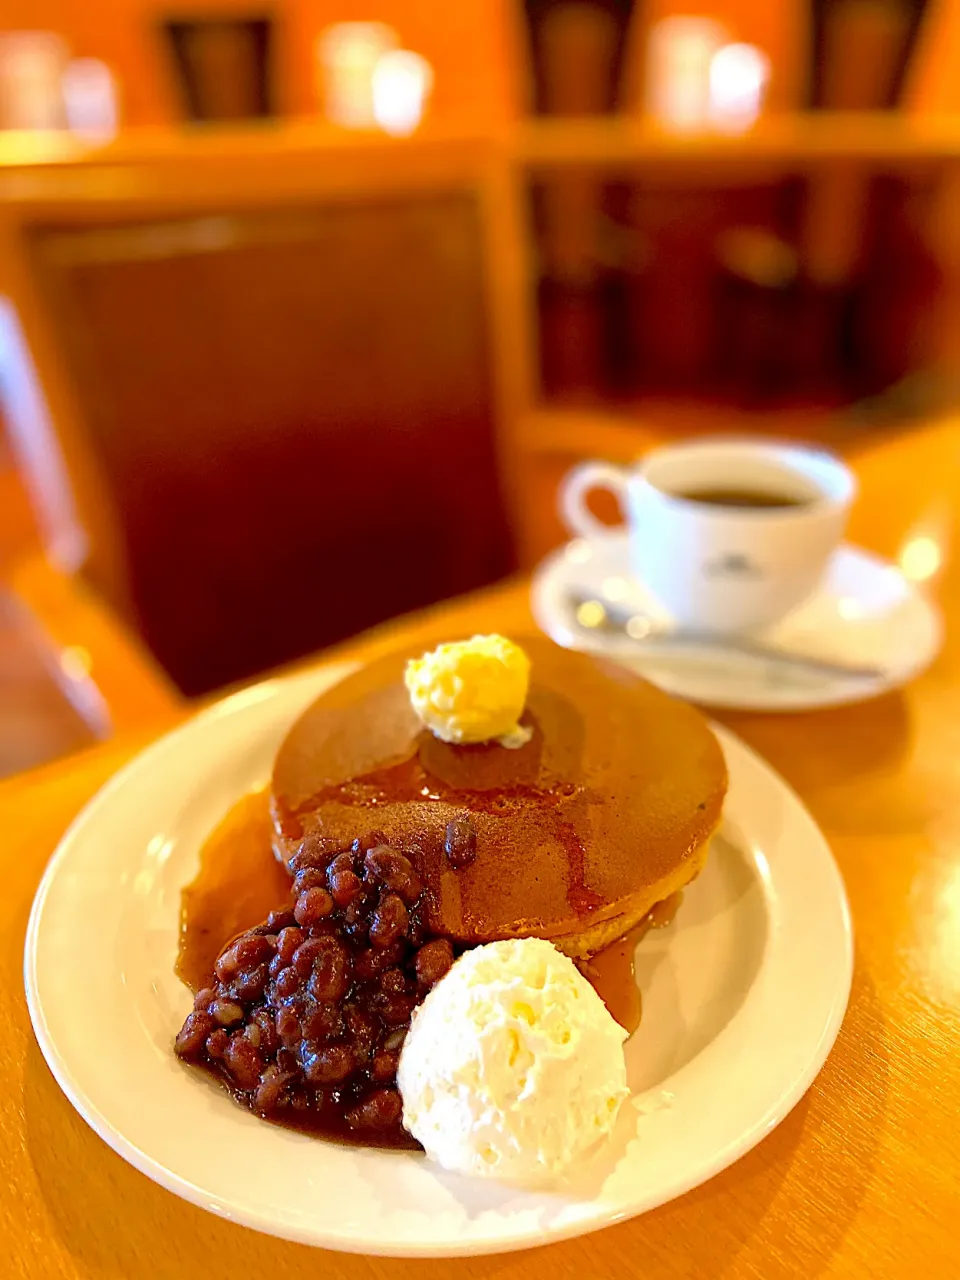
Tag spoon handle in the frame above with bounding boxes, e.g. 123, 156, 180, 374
567, 595, 885, 681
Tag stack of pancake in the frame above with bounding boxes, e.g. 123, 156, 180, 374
270, 638, 727, 959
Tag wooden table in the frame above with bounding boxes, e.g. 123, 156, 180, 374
3, 417, 960, 1279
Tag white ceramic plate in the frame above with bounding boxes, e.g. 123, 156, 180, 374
25, 664, 853, 1257
532, 535, 942, 711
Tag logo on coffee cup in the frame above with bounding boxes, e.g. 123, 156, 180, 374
703, 552, 763, 579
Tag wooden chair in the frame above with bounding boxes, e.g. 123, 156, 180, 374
0, 131, 530, 695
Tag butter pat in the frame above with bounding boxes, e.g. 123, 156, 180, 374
404, 635, 532, 746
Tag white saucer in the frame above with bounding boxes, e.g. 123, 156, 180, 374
25, 665, 852, 1256
532, 535, 942, 712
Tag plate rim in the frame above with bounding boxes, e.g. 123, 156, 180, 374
24, 666, 854, 1257
531, 534, 943, 712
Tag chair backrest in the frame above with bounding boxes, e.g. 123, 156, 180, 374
1, 137, 522, 694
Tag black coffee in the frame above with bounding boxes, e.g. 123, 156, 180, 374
676, 487, 810, 510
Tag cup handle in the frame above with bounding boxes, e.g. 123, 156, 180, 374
559, 461, 630, 540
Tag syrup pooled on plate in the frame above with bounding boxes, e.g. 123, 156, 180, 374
176, 790, 670, 1145
176, 792, 455, 1148
177, 789, 290, 991
577, 893, 682, 1034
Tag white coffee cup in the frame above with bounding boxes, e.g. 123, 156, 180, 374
559, 438, 856, 633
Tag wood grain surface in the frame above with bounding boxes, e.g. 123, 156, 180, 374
3, 417, 960, 1278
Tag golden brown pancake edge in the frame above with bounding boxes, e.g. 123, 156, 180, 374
270, 637, 727, 951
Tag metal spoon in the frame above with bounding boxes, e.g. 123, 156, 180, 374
564, 591, 885, 681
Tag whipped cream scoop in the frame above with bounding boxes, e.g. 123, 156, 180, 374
397, 938, 628, 1180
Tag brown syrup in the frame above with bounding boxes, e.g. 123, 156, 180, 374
579, 892, 683, 1034
177, 788, 291, 992
281, 757, 576, 817
179, 793, 679, 1041
556, 820, 603, 914
252, 1089, 418, 1149
276, 751, 604, 918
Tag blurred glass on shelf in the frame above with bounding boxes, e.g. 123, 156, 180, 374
62, 58, 118, 142
0, 31, 68, 131
372, 50, 433, 136
317, 22, 398, 128
709, 42, 771, 132
317, 24, 432, 135
645, 17, 770, 133
645, 16, 727, 131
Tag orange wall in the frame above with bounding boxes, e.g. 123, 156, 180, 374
1, 0, 523, 127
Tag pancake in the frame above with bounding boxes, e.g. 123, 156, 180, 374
270, 637, 727, 958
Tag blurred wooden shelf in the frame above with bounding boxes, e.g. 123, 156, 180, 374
4, 111, 960, 180
513, 112, 960, 169
0, 121, 501, 215
0, 120, 495, 173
